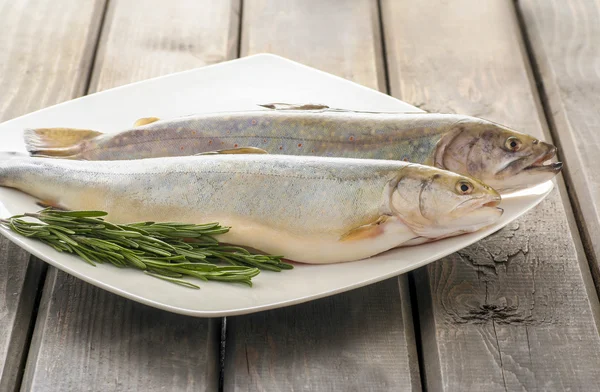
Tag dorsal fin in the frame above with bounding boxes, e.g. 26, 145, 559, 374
134, 117, 160, 126
258, 102, 426, 114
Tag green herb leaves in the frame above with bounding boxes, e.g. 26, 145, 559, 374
0, 209, 292, 289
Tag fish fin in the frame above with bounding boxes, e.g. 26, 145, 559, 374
259, 102, 425, 114
401, 236, 431, 246
133, 117, 160, 126
340, 216, 390, 242
36, 199, 69, 210
24, 128, 102, 157
258, 103, 330, 111
194, 147, 269, 155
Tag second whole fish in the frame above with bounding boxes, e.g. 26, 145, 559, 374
23, 104, 563, 193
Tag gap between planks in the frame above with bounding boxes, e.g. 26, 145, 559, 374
220, 0, 244, 389
513, 0, 600, 319
14, 1, 111, 388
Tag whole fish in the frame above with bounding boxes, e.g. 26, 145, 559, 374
24, 103, 562, 193
0, 152, 501, 264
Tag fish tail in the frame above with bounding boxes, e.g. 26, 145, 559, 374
24, 128, 102, 158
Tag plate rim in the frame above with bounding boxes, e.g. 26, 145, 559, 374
0, 54, 554, 317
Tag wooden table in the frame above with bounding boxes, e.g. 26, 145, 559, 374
1, 1, 600, 390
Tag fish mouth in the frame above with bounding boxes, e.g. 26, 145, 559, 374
458, 202, 504, 233
498, 144, 563, 176
480, 192, 502, 210
453, 194, 502, 214
522, 146, 563, 173
481, 199, 503, 216
483, 200, 501, 208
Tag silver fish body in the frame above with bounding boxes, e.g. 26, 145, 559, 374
0, 153, 502, 263
24, 106, 563, 193
28, 110, 454, 161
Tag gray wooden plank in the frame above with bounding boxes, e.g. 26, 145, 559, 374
225, 279, 419, 391
0, 1, 106, 391
239, 0, 386, 91
22, 269, 221, 392
518, 0, 600, 296
21, 1, 241, 391
381, 0, 600, 390
89, 0, 239, 90
0, 244, 44, 392
224, 1, 421, 391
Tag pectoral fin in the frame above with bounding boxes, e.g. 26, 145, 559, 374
340, 216, 391, 242
36, 199, 69, 210
259, 103, 330, 111
194, 147, 269, 155
134, 117, 160, 126
401, 237, 431, 246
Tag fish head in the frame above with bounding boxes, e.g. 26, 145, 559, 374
434, 118, 562, 193
389, 165, 503, 240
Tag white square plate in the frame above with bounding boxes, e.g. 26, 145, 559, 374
0, 54, 553, 316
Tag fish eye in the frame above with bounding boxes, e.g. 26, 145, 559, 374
456, 180, 474, 195
505, 136, 522, 152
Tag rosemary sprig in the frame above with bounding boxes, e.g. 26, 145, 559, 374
0, 208, 292, 289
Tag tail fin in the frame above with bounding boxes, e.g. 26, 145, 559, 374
24, 128, 102, 158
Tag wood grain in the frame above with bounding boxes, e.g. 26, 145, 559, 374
382, 0, 600, 390
224, 1, 421, 390
240, 0, 386, 91
22, 269, 220, 392
0, 1, 106, 391
89, 0, 240, 91
21, 1, 240, 390
0, 244, 44, 392
518, 0, 600, 296
225, 279, 420, 391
